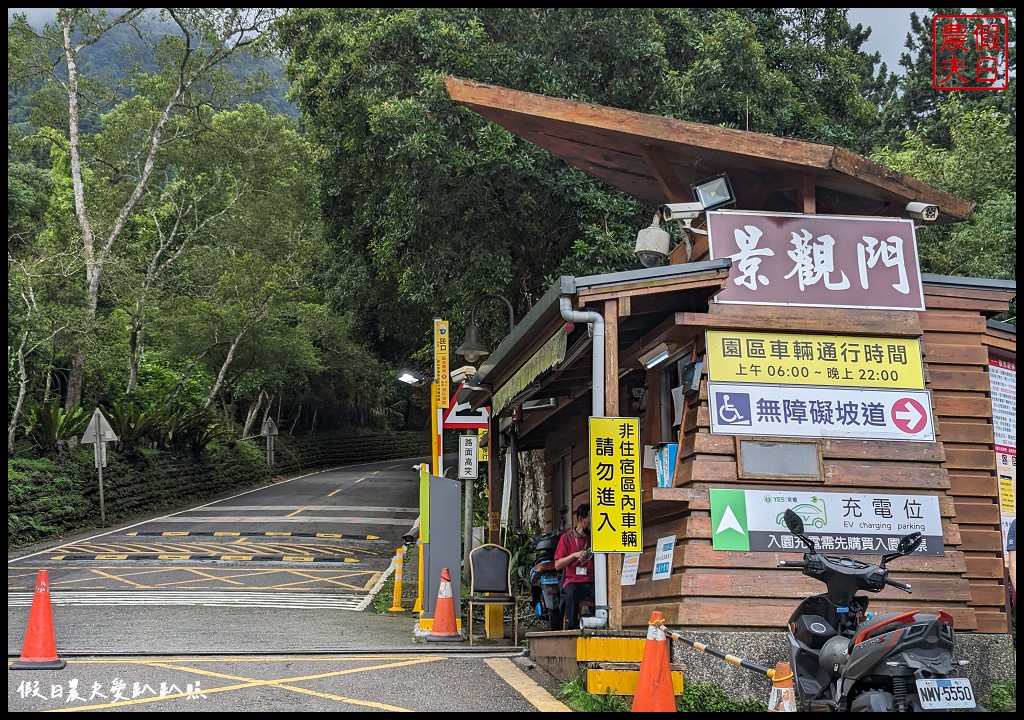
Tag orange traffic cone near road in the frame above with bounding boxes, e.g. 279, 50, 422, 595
425, 567, 465, 642
12, 569, 66, 670
631, 610, 675, 712
767, 661, 797, 712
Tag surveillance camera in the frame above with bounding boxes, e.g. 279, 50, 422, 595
402, 533, 416, 545
659, 201, 705, 221
450, 365, 477, 384
635, 216, 671, 268
905, 201, 939, 222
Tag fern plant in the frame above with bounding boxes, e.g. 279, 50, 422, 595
22, 398, 90, 460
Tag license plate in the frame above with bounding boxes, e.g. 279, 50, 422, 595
916, 678, 976, 709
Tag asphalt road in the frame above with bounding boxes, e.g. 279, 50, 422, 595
8, 458, 571, 712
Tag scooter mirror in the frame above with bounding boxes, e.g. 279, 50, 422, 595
896, 531, 923, 555
783, 508, 805, 535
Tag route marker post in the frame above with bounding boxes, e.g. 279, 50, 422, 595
81, 408, 118, 526
262, 417, 279, 468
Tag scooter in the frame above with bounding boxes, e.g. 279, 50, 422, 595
528, 530, 563, 630
528, 505, 569, 631
778, 508, 983, 712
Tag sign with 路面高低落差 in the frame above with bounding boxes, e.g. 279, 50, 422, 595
588, 417, 642, 553
707, 211, 925, 311
706, 330, 925, 390
709, 488, 944, 556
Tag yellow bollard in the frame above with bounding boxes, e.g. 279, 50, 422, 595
388, 547, 406, 612
412, 540, 425, 614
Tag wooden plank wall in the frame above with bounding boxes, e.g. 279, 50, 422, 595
922, 286, 1012, 633
540, 287, 1012, 633
623, 297, 1009, 632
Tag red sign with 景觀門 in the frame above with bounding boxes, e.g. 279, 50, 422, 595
707, 211, 925, 311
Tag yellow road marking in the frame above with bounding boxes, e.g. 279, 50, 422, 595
315, 533, 343, 538
265, 531, 292, 536
485, 658, 572, 712
218, 555, 253, 561
158, 555, 192, 561
214, 532, 241, 537
282, 556, 315, 562
327, 487, 345, 497
286, 506, 307, 518
51, 656, 444, 712
233, 538, 247, 545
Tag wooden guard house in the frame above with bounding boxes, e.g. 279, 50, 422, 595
444, 78, 1016, 698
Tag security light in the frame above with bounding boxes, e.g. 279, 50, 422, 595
639, 343, 672, 370
690, 173, 735, 212
397, 369, 430, 387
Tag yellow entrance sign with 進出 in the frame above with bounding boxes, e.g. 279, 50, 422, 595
705, 330, 925, 390
588, 417, 642, 553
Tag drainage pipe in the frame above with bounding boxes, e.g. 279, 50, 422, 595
558, 294, 608, 629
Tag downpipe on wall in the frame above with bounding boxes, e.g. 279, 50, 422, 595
559, 294, 608, 629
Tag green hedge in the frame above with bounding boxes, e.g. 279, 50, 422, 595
8, 429, 430, 549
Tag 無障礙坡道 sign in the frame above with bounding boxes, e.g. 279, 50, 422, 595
708, 382, 935, 442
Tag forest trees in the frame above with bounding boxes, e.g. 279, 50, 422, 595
272, 8, 920, 363
7, 8, 1016, 459
8, 9, 396, 456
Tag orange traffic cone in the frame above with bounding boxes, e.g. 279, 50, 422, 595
767, 661, 796, 712
631, 610, 675, 712
425, 567, 465, 643
12, 569, 66, 670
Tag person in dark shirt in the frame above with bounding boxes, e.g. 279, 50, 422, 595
554, 503, 594, 630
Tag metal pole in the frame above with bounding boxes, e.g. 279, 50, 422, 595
96, 440, 106, 526
463, 466, 473, 582
430, 381, 440, 476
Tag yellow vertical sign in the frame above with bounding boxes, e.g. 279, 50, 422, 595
434, 319, 449, 406
478, 427, 489, 462
432, 319, 449, 476
589, 417, 642, 553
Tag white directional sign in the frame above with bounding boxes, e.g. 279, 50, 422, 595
81, 408, 118, 444
262, 416, 279, 436
443, 384, 490, 428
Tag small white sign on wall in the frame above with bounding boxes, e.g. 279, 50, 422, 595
652, 535, 676, 581
621, 552, 640, 586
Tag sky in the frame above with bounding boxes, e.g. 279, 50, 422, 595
848, 8, 927, 73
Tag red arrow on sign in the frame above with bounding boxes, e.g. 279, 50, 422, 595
891, 397, 927, 433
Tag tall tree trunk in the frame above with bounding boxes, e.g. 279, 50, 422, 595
9, 333, 31, 455
126, 318, 143, 393
204, 321, 259, 410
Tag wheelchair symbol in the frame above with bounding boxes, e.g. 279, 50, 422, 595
715, 392, 751, 426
